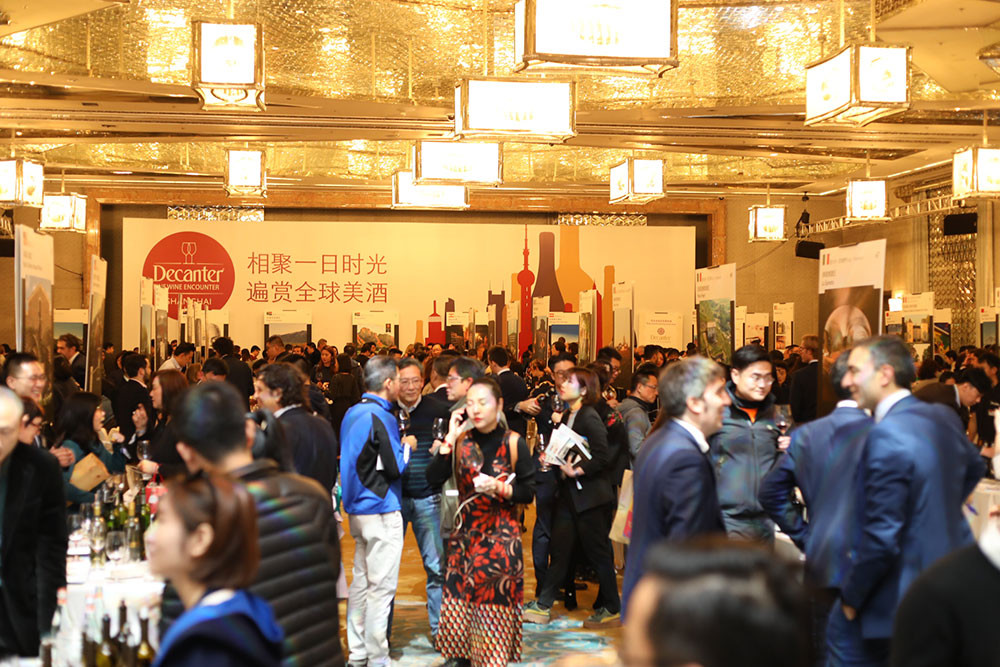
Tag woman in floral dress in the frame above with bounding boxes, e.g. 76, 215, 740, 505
427, 377, 536, 667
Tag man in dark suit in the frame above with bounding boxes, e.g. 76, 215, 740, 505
487, 346, 529, 435
621, 357, 729, 618
56, 333, 86, 388
113, 353, 153, 446
254, 362, 338, 492
833, 336, 984, 665
759, 353, 872, 663
0, 389, 67, 658
914, 367, 989, 429
212, 336, 254, 407
790, 335, 821, 424
428, 352, 456, 405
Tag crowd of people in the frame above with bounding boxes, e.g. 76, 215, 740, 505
0, 329, 998, 666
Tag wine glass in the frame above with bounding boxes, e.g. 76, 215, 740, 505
537, 432, 550, 473
106, 531, 127, 569
398, 410, 411, 437
431, 417, 448, 442
774, 405, 792, 436
137, 440, 152, 479
468, 443, 484, 475
551, 396, 567, 414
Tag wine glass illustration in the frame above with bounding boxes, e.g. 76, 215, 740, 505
181, 241, 197, 264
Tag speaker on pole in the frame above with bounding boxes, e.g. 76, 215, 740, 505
795, 240, 825, 260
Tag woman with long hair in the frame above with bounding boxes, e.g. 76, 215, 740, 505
524, 366, 620, 629
55, 392, 127, 506
134, 369, 189, 479
427, 377, 536, 667
148, 473, 283, 666
327, 353, 361, 433
310, 346, 337, 390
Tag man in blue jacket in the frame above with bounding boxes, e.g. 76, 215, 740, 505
340, 356, 413, 667
833, 336, 984, 666
621, 356, 729, 617
759, 352, 872, 664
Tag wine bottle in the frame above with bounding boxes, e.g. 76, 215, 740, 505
135, 608, 155, 667
96, 614, 116, 667
554, 224, 595, 312
138, 492, 151, 533
82, 593, 97, 667
116, 491, 129, 531
115, 599, 132, 656
41, 641, 53, 667
126, 504, 143, 562
531, 231, 565, 312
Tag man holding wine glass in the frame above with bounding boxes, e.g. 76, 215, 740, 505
708, 345, 781, 544
395, 358, 449, 641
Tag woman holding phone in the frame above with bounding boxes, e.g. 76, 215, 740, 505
427, 377, 535, 667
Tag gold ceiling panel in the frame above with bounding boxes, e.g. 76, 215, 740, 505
0, 0, 965, 110
21, 139, 856, 186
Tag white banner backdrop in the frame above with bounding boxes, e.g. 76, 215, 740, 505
122, 219, 695, 350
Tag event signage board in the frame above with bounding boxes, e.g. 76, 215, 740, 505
772, 302, 794, 351
818, 239, 886, 415
549, 311, 580, 352
352, 310, 399, 348
85, 257, 108, 394
745, 312, 769, 348
154, 285, 170, 370
532, 296, 550, 363
507, 299, 519, 354
734, 305, 747, 349
933, 308, 952, 354
445, 311, 465, 349
264, 309, 312, 350
15, 225, 54, 383
897, 292, 934, 360
980, 307, 998, 347
577, 290, 598, 364
613, 281, 635, 388
638, 311, 684, 350
695, 264, 736, 365
124, 220, 694, 351
140, 277, 154, 359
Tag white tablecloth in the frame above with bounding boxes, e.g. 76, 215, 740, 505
965, 479, 1000, 538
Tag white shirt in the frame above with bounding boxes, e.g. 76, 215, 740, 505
159, 357, 182, 372
874, 389, 911, 423
398, 395, 422, 414
835, 399, 859, 410
69, 351, 81, 365
273, 405, 299, 419
673, 418, 710, 454
953, 385, 962, 409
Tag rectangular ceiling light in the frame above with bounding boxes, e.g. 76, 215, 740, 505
413, 141, 502, 185
846, 179, 889, 221
0, 158, 44, 208
748, 205, 787, 242
454, 77, 576, 142
392, 171, 470, 210
610, 158, 663, 204
193, 20, 265, 111
805, 44, 910, 127
225, 149, 266, 197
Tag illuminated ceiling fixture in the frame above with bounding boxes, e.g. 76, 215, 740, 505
413, 141, 502, 186
192, 20, 265, 111
225, 149, 266, 197
0, 157, 44, 208
609, 157, 663, 204
454, 77, 576, 142
978, 41, 1000, 76
952, 111, 1000, 202
804, 0, 909, 127
392, 171, 469, 210
514, 0, 678, 76
846, 154, 888, 222
748, 185, 786, 242
40, 170, 87, 233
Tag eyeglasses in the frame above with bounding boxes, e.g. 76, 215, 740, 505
18, 374, 46, 382
399, 378, 422, 387
641, 382, 658, 391
747, 374, 774, 385
446, 375, 463, 384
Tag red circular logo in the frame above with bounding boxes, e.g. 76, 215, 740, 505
142, 232, 235, 319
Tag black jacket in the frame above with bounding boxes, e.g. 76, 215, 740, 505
496, 369, 529, 436
162, 460, 345, 667
223, 355, 254, 407
0, 445, 67, 656
557, 405, 615, 513
327, 374, 361, 434
70, 353, 86, 388
113, 379, 153, 443
789, 361, 819, 424
277, 406, 339, 492
915, 382, 968, 428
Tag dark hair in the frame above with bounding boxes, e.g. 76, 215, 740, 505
174, 382, 248, 461
732, 344, 772, 372
256, 363, 307, 408
284, 354, 311, 378
596, 346, 622, 362
956, 367, 991, 396
487, 346, 509, 367
164, 473, 259, 590
336, 354, 353, 375
830, 352, 853, 401
201, 357, 229, 379
20, 396, 43, 424
397, 357, 423, 374
449, 356, 484, 382
938, 370, 955, 384
547, 352, 576, 372
211, 337, 235, 357
344, 344, 357, 357
552, 340, 566, 354
642, 345, 662, 361
568, 367, 600, 406
640, 537, 809, 667
917, 358, 938, 380
658, 357, 726, 421
53, 355, 74, 382
468, 376, 502, 403
102, 342, 115, 351
433, 351, 458, 378
981, 352, 1000, 372
250, 345, 261, 354
2, 352, 38, 384
856, 336, 917, 389
123, 353, 148, 379
54, 392, 102, 446
266, 335, 284, 348
361, 341, 377, 354
173, 342, 196, 357
58, 333, 82, 351
630, 363, 660, 392
768, 350, 785, 365
153, 369, 189, 420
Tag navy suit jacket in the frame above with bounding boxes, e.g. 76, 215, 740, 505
277, 406, 339, 493
759, 404, 872, 588
621, 419, 725, 617
841, 394, 984, 639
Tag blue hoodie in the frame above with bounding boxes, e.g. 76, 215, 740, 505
154, 589, 284, 667
339, 393, 409, 515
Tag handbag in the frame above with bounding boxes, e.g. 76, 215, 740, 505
609, 469, 634, 545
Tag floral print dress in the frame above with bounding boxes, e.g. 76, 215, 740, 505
437, 429, 524, 667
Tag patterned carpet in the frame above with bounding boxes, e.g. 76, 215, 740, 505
340, 506, 624, 666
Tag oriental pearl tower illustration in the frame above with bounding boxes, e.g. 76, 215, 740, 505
517, 225, 535, 355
